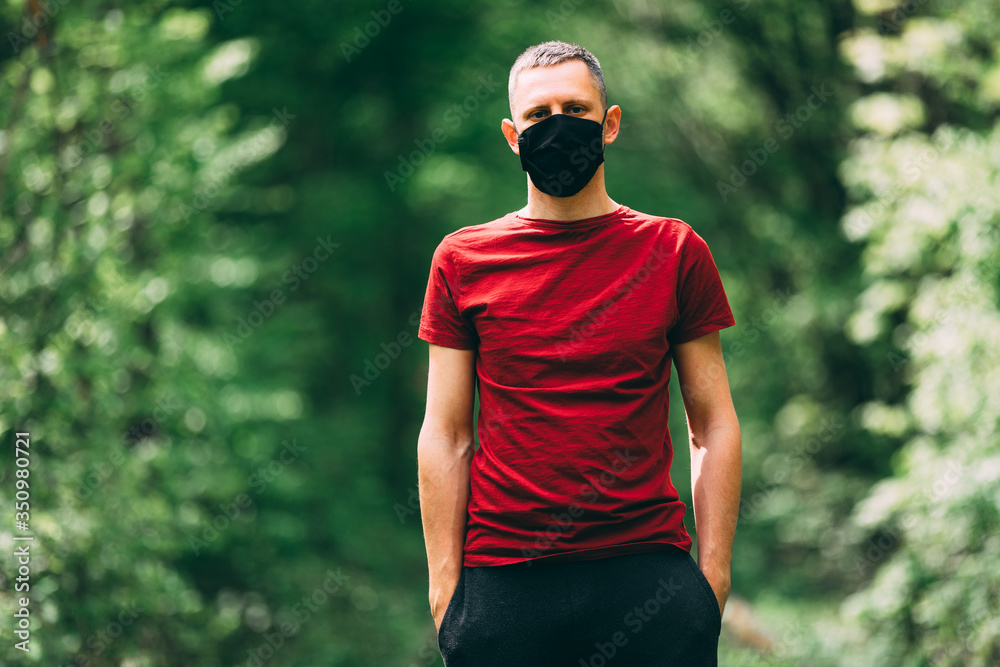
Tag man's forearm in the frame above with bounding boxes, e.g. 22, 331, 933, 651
418, 429, 474, 615
690, 419, 742, 598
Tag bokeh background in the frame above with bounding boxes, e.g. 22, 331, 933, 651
1, 0, 998, 664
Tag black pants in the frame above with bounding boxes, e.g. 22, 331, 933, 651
436, 545, 721, 666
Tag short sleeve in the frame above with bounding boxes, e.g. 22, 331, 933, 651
417, 238, 478, 350
667, 228, 735, 345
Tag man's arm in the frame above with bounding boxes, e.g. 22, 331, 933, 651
672, 330, 742, 615
418, 343, 477, 632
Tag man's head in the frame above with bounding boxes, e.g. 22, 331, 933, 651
507, 41, 607, 116
502, 41, 621, 198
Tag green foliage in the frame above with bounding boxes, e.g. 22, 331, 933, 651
832, 0, 1000, 664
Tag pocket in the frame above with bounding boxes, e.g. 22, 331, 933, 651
436, 567, 466, 640
684, 555, 722, 631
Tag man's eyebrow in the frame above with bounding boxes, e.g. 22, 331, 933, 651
521, 99, 594, 117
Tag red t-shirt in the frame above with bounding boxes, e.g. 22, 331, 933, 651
418, 205, 735, 567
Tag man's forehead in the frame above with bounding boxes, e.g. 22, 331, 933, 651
512, 61, 601, 110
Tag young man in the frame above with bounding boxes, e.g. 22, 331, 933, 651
416, 40, 741, 665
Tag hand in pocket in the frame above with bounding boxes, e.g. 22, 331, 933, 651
699, 563, 729, 619
432, 570, 463, 634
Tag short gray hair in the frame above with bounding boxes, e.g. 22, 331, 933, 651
508, 41, 607, 113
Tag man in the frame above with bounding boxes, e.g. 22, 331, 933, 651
416, 40, 741, 665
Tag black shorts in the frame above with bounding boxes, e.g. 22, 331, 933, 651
436, 544, 722, 666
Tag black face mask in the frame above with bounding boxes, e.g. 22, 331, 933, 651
515, 109, 609, 197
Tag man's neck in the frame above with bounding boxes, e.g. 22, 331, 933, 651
519, 173, 620, 222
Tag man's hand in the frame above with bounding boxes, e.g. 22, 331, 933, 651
430, 573, 461, 633
699, 561, 731, 617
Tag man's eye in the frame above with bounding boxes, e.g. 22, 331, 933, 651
569, 106, 584, 113
531, 111, 547, 119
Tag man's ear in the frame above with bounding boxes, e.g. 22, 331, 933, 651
602, 105, 622, 146
501, 119, 520, 155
